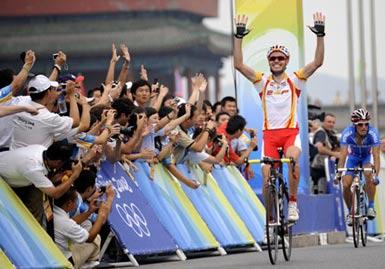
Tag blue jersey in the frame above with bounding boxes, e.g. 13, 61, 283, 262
340, 125, 380, 158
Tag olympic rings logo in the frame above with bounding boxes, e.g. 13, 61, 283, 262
116, 203, 151, 237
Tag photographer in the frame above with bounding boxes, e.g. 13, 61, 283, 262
212, 115, 257, 165
311, 113, 340, 194
0, 141, 82, 225
54, 185, 115, 269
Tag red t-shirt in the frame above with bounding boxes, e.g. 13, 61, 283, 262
211, 123, 240, 164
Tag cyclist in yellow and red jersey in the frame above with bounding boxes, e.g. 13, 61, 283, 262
233, 12, 325, 222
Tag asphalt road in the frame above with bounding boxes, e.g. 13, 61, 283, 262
113, 240, 385, 269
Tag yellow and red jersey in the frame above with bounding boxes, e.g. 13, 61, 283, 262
253, 69, 307, 131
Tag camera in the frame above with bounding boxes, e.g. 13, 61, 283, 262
213, 134, 223, 146
308, 104, 325, 121
52, 53, 59, 60
111, 125, 135, 139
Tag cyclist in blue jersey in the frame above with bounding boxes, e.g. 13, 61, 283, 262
336, 108, 381, 225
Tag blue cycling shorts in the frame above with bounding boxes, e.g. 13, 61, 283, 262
345, 154, 372, 176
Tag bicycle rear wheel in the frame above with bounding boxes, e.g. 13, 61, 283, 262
266, 185, 279, 265
351, 187, 360, 248
281, 185, 292, 261
360, 193, 368, 247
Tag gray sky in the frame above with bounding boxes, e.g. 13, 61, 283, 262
203, 0, 385, 105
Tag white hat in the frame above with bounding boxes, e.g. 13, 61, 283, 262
28, 75, 59, 94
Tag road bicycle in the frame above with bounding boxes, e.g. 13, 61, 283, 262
335, 166, 375, 248
247, 152, 295, 264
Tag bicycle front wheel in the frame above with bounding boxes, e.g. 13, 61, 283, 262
281, 185, 292, 261
352, 186, 360, 248
266, 185, 279, 265
360, 193, 368, 247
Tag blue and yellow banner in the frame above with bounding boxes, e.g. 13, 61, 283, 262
133, 162, 219, 251
177, 164, 256, 246
0, 179, 72, 269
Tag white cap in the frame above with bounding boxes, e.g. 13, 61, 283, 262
28, 75, 59, 94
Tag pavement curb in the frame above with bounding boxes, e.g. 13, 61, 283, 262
292, 231, 346, 248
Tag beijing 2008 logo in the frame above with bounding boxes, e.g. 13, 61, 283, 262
116, 203, 151, 237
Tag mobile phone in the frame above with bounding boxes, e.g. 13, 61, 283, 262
52, 53, 59, 60
152, 79, 159, 93
99, 186, 106, 193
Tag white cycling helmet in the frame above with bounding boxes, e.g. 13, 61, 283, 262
351, 108, 371, 123
266, 45, 290, 58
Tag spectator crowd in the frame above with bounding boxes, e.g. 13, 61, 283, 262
0, 46, 257, 268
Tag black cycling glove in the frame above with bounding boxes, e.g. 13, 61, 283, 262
234, 23, 250, 39
308, 20, 325, 37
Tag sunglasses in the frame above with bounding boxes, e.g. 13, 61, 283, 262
269, 56, 286, 62
355, 122, 369, 127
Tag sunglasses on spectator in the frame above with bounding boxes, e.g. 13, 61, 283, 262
269, 56, 286, 62
355, 122, 369, 127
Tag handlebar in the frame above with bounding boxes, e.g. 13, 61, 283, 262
336, 167, 375, 173
334, 167, 378, 185
247, 157, 295, 165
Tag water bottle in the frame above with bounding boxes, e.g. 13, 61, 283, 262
57, 93, 67, 114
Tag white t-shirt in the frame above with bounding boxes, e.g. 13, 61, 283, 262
0, 144, 53, 188
11, 101, 75, 150
0, 85, 31, 148
54, 205, 89, 259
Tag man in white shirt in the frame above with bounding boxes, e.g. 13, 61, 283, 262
0, 50, 36, 151
0, 141, 82, 225
54, 186, 114, 268
11, 74, 90, 150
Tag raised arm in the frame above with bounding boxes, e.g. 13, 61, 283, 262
162, 103, 191, 133
105, 43, 120, 84
233, 15, 257, 83
118, 44, 130, 85
11, 50, 35, 95
187, 73, 202, 105
49, 51, 66, 81
301, 12, 325, 78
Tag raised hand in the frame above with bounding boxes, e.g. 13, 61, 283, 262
24, 50, 36, 68
308, 12, 325, 37
191, 73, 207, 92
120, 44, 131, 63
106, 109, 116, 124
234, 14, 251, 38
140, 64, 148, 81
54, 51, 67, 66
206, 120, 216, 130
111, 43, 121, 63
159, 85, 169, 97
185, 103, 192, 117
65, 80, 77, 96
